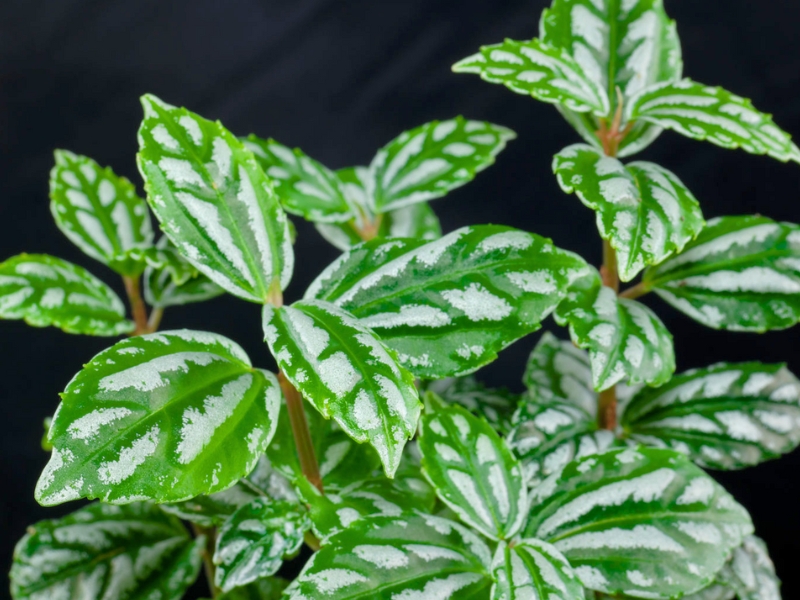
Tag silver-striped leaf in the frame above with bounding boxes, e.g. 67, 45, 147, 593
622, 362, 800, 470
553, 144, 704, 281
419, 406, 527, 540
286, 513, 492, 599
10, 502, 203, 600
262, 299, 421, 477
0, 254, 133, 336
214, 498, 310, 592
641, 215, 800, 332
453, 38, 610, 117
306, 225, 590, 379
133, 238, 198, 285
216, 578, 289, 600
50, 150, 154, 276
143, 236, 223, 308
682, 585, 736, 600
35, 330, 281, 505
555, 270, 675, 391
491, 539, 584, 600
370, 117, 516, 212
137, 94, 293, 302
717, 535, 781, 600
426, 376, 519, 434
523, 447, 754, 598
626, 79, 800, 163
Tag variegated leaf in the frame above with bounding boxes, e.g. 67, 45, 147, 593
419, 406, 527, 540
214, 498, 310, 592
370, 117, 515, 212
641, 215, 800, 332
453, 38, 610, 117
50, 150, 154, 275
137, 94, 293, 302
262, 299, 421, 477
524, 447, 754, 598
216, 578, 289, 600
306, 225, 590, 379
133, 238, 198, 285
143, 236, 222, 308
0, 254, 133, 336
622, 362, 800, 470
626, 79, 800, 163
286, 513, 492, 599
36, 330, 281, 505
717, 535, 781, 600
553, 144, 704, 281
491, 539, 584, 600
426, 376, 518, 434
682, 585, 736, 600
10, 502, 203, 600
555, 270, 675, 391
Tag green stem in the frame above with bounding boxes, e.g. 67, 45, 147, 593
147, 306, 164, 332
278, 372, 324, 493
619, 281, 649, 300
122, 275, 149, 336
191, 523, 220, 598
601, 240, 620, 294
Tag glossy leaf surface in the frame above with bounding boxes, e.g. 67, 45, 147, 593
426, 376, 518, 434
717, 535, 781, 600
216, 578, 289, 600
491, 539, 584, 600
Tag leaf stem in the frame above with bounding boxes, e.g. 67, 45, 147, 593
147, 306, 164, 332
598, 386, 618, 431
191, 523, 220, 598
278, 371, 324, 493
123, 275, 150, 336
619, 281, 649, 300
601, 240, 619, 294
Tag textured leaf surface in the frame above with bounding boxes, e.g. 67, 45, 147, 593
262, 300, 421, 476
717, 535, 781, 600
623, 362, 800, 470
144, 237, 223, 308
453, 38, 610, 117
216, 578, 289, 600
426, 376, 519, 434
627, 79, 800, 162
50, 150, 154, 275
524, 447, 753, 598
682, 585, 736, 600
370, 117, 515, 212
0, 254, 133, 336
214, 498, 310, 592
10, 502, 203, 600
553, 144, 704, 281
36, 330, 281, 505
419, 406, 526, 540
642, 216, 800, 332
286, 514, 492, 599
307, 225, 589, 378
556, 271, 675, 390
137, 94, 293, 302
491, 539, 584, 600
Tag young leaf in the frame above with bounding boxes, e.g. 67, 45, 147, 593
419, 406, 527, 540
370, 117, 515, 212
217, 578, 289, 600
214, 498, 310, 592
622, 362, 800, 470
10, 502, 203, 600
35, 330, 281, 505
626, 79, 800, 163
134, 238, 198, 285
453, 38, 610, 117
641, 215, 800, 332
0, 253, 133, 336
286, 513, 492, 599
717, 535, 781, 600
49, 150, 154, 275
262, 299, 421, 477
553, 144, 704, 281
426, 376, 519, 434
137, 94, 293, 302
555, 270, 675, 391
523, 447, 754, 598
306, 225, 590, 378
145, 265, 223, 308
491, 539, 585, 600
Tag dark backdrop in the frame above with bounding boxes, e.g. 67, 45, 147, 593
2, 0, 800, 596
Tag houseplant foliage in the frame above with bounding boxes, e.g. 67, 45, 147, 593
5, 0, 800, 598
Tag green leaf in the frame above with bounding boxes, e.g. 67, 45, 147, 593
35, 329, 281, 505
622, 362, 800, 470
50, 150, 154, 276
217, 578, 289, 600
136, 94, 293, 302
262, 299, 421, 477
626, 79, 800, 163
370, 117, 515, 213
244, 136, 353, 223
453, 38, 610, 117
214, 498, 310, 592
419, 406, 526, 540
0, 254, 133, 336
523, 447, 754, 598
286, 513, 492, 599
145, 265, 223, 308
491, 539, 584, 600
717, 535, 781, 600
307, 225, 590, 378
553, 144, 704, 281
641, 215, 800, 332
10, 502, 203, 600
555, 270, 675, 391
682, 585, 736, 600
426, 376, 519, 434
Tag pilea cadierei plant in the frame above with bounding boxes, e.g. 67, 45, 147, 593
4, 1, 800, 599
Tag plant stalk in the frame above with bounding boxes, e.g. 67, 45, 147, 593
122, 275, 150, 336
619, 281, 648, 300
147, 306, 164, 332
278, 371, 324, 493
191, 523, 220, 598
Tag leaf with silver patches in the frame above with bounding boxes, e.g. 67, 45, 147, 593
717, 535, 781, 600
216, 577, 289, 600
491, 539, 584, 600
144, 238, 223, 308
426, 376, 519, 434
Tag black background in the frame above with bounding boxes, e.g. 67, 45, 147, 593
2, 0, 800, 596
